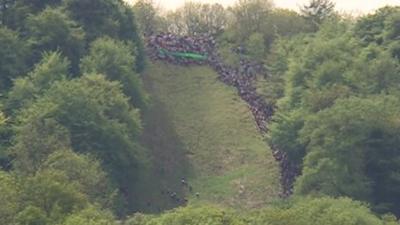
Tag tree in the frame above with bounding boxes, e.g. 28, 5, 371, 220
245, 32, 266, 59
229, 0, 273, 41
61, 206, 117, 225
20, 170, 88, 224
383, 9, 400, 41
64, 0, 145, 72
15, 206, 49, 225
0, 25, 28, 90
127, 205, 245, 225
6, 51, 69, 113
16, 74, 143, 187
63, 0, 121, 41
268, 9, 311, 37
40, 150, 116, 208
0, 171, 19, 225
354, 7, 400, 45
251, 197, 384, 225
12, 118, 71, 174
301, 0, 335, 30
166, 2, 227, 36
133, 0, 161, 35
81, 37, 148, 108
26, 7, 85, 74
296, 96, 400, 214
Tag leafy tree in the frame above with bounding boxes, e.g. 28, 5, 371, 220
40, 150, 117, 208
250, 197, 384, 225
301, 0, 336, 30
346, 45, 400, 95
12, 118, 71, 174
63, 0, 121, 41
127, 205, 245, 225
0, 171, 19, 225
16, 74, 143, 187
0, 25, 28, 90
0, 112, 6, 125
26, 7, 85, 74
269, 109, 306, 165
354, 6, 400, 45
229, 0, 273, 41
297, 96, 400, 214
133, 0, 162, 36
245, 32, 266, 59
383, 10, 400, 41
81, 37, 148, 108
63, 0, 145, 72
117, 5, 146, 73
6, 51, 69, 113
61, 206, 117, 225
18, 0, 62, 12
15, 206, 49, 225
268, 9, 311, 37
166, 2, 227, 36
19, 170, 88, 224
269, 22, 356, 165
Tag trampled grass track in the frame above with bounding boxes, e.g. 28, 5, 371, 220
131, 62, 280, 212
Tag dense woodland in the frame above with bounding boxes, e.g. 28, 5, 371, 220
0, 0, 400, 224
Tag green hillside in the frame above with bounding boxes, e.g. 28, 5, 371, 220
132, 62, 280, 212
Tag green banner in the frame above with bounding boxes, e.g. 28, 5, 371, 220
159, 49, 208, 60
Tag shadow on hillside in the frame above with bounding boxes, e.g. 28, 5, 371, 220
129, 98, 192, 213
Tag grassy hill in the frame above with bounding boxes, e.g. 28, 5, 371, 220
131, 62, 280, 213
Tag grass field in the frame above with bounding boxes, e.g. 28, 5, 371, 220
132, 61, 280, 212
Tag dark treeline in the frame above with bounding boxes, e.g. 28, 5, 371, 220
0, 0, 147, 223
0, 0, 400, 224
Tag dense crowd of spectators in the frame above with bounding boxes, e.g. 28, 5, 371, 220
147, 33, 298, 198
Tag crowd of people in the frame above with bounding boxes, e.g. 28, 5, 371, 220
147, 33, 298, 198
147, 33, 215, 65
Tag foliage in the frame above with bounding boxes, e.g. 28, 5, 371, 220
133, 0, 163, 35
26, 7, 85, 74
16, 74, 142, 186
166, 2, 227, 36
61, 205, 117, 225
40, 150, 117, 209
301, 0, 336, 30
269, 6, 400, 216
1, 0, 400, 223
19, 170, 88, 224
297, 96, 400, 214
81, 37, 148, 108
0, 171, 19, 225
229, 0, 273, 41
0, 25, 28, 90
12, 118, 71, 174
128, 205, 245, 225
63, 0, 145, 72
250, 197, 384, 225
6, 51, 69, 113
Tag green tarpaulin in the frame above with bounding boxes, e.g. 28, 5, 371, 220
159, 49, 208, 60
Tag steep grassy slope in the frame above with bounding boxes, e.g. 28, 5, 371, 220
133, 62, 280, 212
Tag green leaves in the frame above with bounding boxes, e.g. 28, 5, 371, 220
127, 205, 245, 225
26, 7, 85, 74
15, 74, 142, 187
81, 37, 148, 108
269, 7, 400, 215
0, 25, 28, 90
6, 51, 69, 113
251, 197, 383, 225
